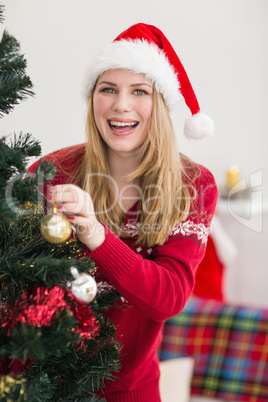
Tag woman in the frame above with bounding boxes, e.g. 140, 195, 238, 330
29, 23, 218, 402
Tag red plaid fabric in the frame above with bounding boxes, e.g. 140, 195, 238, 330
158, 297, 268, 401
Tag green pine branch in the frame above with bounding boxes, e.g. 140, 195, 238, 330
0, 134, 121, 400
0, 30, 34, 117
0, 4, 4, 24
0, 134, 45, 225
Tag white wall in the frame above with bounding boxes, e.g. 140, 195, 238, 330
1, 0, 268, 304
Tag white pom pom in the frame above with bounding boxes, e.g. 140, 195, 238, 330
184, 112, 215, 140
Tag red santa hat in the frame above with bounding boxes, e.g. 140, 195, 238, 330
83, 23, 214, 140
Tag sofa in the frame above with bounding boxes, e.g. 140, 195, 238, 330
158, 297, 268, 402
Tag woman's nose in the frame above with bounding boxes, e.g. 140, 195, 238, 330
112, 92, 132, 112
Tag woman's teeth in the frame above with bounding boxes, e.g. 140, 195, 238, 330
109, 120, 138, 130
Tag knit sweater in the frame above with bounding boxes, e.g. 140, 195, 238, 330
28, 144, 218, 402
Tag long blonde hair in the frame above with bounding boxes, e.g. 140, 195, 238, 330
76, 89, 199, 247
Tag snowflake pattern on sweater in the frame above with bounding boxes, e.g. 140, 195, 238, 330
169, 220, 210, 245
121, 219, 209, 246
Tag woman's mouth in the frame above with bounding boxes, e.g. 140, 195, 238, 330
108, 120, 139, 133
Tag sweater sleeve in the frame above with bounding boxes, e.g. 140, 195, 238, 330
88, 166, 218, 322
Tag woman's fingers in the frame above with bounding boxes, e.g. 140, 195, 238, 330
49, 184, 78, 203
47, 184, 105, 250
49, 184, 93, 217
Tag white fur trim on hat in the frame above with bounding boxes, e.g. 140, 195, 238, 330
82, 39, 183, 111
184, 112, 215, 140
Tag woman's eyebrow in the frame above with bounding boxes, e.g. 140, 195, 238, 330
130, 83, 152, 88
97, 81, 117, 86
97, 81, 151, 88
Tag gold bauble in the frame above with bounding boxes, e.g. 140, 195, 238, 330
40, 205, 72, 244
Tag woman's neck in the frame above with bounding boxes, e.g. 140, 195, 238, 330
107, 149, 140, 183
107, 149, 142, 211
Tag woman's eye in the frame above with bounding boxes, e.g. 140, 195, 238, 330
102, 88, 115, 94
134, 89, 146, 96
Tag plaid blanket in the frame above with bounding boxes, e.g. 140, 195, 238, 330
159, 297, 268, 401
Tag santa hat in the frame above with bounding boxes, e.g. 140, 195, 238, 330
83, 23, 214, 140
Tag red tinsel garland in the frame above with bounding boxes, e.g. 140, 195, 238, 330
0, 286, 100, 344
66, 290, 100, 348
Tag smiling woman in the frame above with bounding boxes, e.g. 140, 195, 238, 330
28, 23, 218, 402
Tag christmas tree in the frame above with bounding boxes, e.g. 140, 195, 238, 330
0, 4, 120, 401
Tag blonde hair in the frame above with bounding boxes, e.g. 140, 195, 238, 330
76, 89, 199, 247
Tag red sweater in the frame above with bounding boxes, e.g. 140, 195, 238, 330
29, 144, 218, 402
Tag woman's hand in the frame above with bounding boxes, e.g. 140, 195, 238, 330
48, 184, 105, 251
